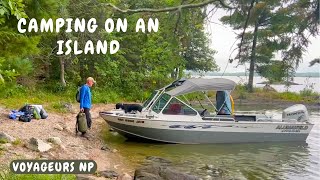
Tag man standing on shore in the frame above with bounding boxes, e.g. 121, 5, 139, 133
80, 77, 95, 135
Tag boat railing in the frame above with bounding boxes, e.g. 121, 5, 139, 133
235, 111, 266, 115
202, 116, 235, 121
256, 118, 273, 122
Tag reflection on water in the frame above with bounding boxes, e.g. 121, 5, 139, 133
104, 111, 320, 180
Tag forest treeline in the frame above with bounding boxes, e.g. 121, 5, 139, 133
0, 0, 319, 102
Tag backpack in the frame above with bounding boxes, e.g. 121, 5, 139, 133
19, 105, 34, 116
76, 87, 81, 103
19, 114, 32, 122
33, 108, 41, 120
40, 108, 48, 119
76, 112, 87, 134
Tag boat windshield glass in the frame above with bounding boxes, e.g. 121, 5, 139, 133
152, 93, 171, 113
162, 98, 197, 116
143, 91, 158, 107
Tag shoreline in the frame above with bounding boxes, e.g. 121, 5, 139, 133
233, 99, 320, 112
0, 104, 134, 179
0, 99, 318, 179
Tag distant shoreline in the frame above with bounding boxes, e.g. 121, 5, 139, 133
187, 72, 320, 77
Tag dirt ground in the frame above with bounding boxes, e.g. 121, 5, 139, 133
0, 104, 134, 178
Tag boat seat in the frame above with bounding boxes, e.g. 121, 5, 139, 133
166, 103, 182, 115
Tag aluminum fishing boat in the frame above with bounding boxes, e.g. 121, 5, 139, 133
100, 78, 314, 144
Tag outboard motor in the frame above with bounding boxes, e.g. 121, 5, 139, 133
282, 104, 309, 122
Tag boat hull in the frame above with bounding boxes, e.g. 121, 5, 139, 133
100, 112, 313, 144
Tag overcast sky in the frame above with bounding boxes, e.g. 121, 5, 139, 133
205, 9, 320, 73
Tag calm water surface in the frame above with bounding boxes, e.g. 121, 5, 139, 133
204, 76, 320, 93
104, 110, 320, 180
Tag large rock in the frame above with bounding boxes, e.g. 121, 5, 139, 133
146, 156, 172, 164
99, 170, 119, 178
0, 132, 16, 143
47, 137, 62, 145
76, 174, 95, 180
101, 145, 111, 151
200, 164, 226, 178
0, 143, 12, 150
27, 138, 52, 152
64, 127, 73, 134
4, 143, 12, 147
54, 124, 64, 131
134, 164, 199, 180
63, 103, 73, 112
117, 173, 133, 180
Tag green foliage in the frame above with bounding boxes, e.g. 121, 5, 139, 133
0, 0, 219, 99
221, 0, 319, 87
12, 138, 22, 146
0, 167, 76, 180
0, 0, 28, 24
256, 61, 289, 83
0, 138, 8, 144
277, 92, 303, 102
234, 84, 248, 99
300, 80, 317, 97
1, 0, 317, 104
92, 89, 121, 103
299, 89, 314, 97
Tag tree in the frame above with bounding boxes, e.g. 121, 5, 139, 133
0, 0, 38, 84
309, 58, 320, 66
221, 0, 319, 92
93, 0, 220, 96
0, 0, 242, 100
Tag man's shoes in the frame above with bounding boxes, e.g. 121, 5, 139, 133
81, 132, 89, 140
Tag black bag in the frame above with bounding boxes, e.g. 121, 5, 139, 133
40, 109, 48, 119
19, 104, 33, 115
76, 87, 81, 103
19, 114, 32, 122
19, 105, 34, 117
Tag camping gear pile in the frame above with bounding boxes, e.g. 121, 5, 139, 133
9, 104, 48, 122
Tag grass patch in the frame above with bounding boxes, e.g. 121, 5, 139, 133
0, 164, 76, 179
0, 172, 76, 180
0, 84, 125, 113
231, 84, 319, 103
276, 92, 303, 101
0, 83, 318, 114
12, 139, 22, 146
0, 138, 8, 144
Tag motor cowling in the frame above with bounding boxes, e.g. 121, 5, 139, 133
282, 104, 309, 122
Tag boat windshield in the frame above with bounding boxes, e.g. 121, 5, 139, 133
152, 93, 171, 113
143, 91, 158, 107
162, 97, 197, 115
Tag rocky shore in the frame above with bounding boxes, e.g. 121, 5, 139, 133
0, 104, 201, 180
0, 104, 134, 179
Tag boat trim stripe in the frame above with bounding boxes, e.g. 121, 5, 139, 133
109, 125, 198, 144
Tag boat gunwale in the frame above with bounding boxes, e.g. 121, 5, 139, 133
99, 112, 314, 126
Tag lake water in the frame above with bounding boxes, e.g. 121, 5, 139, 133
104, 110, 320, 180
201, 76, 320, 93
